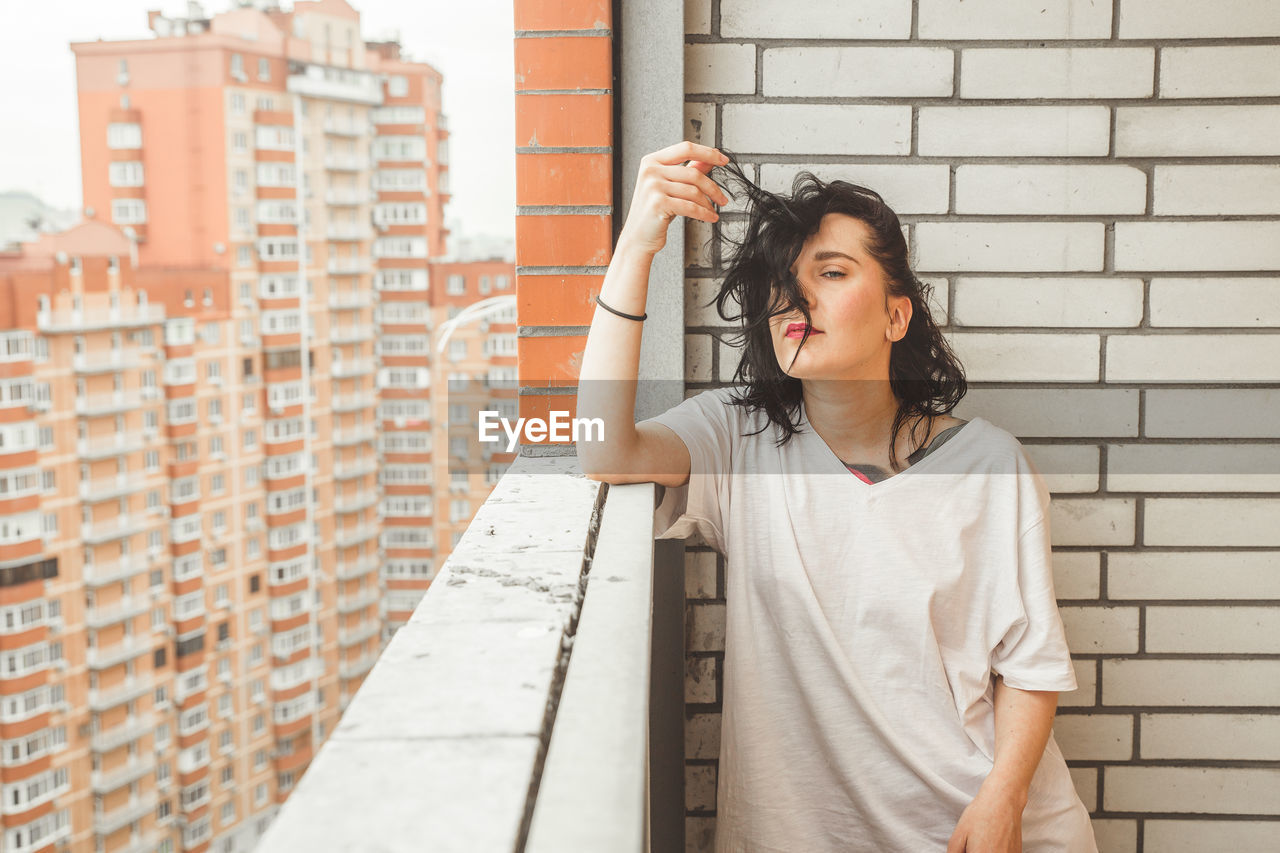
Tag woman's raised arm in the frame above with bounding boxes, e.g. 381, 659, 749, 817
576, 141, 729, 486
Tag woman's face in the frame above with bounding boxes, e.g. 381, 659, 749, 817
768, 213, 911, 381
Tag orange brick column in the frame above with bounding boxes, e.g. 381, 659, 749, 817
513, 0, 614, 447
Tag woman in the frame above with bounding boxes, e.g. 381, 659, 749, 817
577, 141, 1097, 853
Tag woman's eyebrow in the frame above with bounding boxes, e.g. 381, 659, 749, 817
812, 250, 861, 265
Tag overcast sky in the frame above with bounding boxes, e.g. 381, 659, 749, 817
0, 0, 515, 240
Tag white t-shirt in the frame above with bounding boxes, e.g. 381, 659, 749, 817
646, 387, 1097, 853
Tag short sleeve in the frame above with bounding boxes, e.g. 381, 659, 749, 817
989, 515, 1078, 692
641, 389, 733, 556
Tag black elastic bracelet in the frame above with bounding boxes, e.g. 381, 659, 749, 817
595, 294, 647, 322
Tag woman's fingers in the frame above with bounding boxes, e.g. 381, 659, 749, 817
618, 142, 729, 252
659, 179, 719, 219
662, 197, 719, 224
647, 140, 727, 168
656, 163, 729, 206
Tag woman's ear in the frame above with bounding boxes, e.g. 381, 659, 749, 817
886, 294, 912, 342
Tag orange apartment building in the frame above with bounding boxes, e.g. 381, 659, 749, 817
0, 1, 514, 852
428, 259, 517, 541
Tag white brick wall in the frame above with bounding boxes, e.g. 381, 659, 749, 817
763, 47, 954, 97
720, 0, 911, 39
723, 104, 911, 154
1153, 165, 1280, 215
915, 222, 1105, 272
959, 48, 1154, 100
954, 165, 1146, 216
1159, 46, 1280, 98
1118, 0, 1280, 39
679, 2, 1280, 848
1116, 105, 1280, 156
918, 0, 1111, 40
918, 106, 1111, 157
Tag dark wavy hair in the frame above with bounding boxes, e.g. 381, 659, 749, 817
705, 152, 967, 473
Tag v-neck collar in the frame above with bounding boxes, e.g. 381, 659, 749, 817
798, 404, 986, 495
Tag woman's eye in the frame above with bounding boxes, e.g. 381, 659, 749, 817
820, 270, 845, 279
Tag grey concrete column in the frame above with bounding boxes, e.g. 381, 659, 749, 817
619, 3, 687, 853
621, 0, 686, 419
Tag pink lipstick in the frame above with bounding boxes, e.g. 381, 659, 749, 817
786, 322, 822, 339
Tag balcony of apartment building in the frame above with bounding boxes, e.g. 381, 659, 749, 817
259, 455, 684, 852
85, 634, 152, 671
323, 119, 369, 137
77, 431, 146, 460
335, 553, 380, 581
326, 256, 371, 275
332, 487, 378, 512
327, 289, 373, 309
84, 595, 150, 630
336, 620, 381, 648
286, 65, 383, 106
333, 525, 379, 550
332, 457, 377, 480
329, 324, 374, 345
322, 154, 370, 173
83, 553, 152, 588
75, 389, 144, 416
79, 471, 147, 503
90, 714, 155, 754
72, 347, 141, 374
102, 833, 162, 853
37, 303, 164, 333
335, 586, 380, 615
332, 422, 377, 447
88, 676, 153, 713
90, 754, 157, 795
93, 790, 159, 837
80, 513, 148, 546
330, 357, 375, 378
331, 390, 377, 411
325, 187, 372, 206
326, 223, 374, 241
337, 651, 379, 681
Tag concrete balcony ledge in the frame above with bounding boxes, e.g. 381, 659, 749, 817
75, 391, 143, 416
93, 791, 158, 836
91, 755, 156, 794
37, 304, 164, 332
73, 349, 141, 373
78, 433, 145, 459
91, 713, 155, 753
331, 393, 377, 412
88, 677, 152, 712
260, 455, 669, 853
331, 358, 376, 377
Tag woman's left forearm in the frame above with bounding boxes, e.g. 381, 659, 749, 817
982, 676, 1059, 806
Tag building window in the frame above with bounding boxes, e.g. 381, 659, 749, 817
231, 53, 246, 81
111, 199, 148, 224
108, 161, 144, 187
231, 92, 246, 114
258, 57, 270, 81
446, 275, 465, 295
107, 122, 142, 149
388, 74, 408, 97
